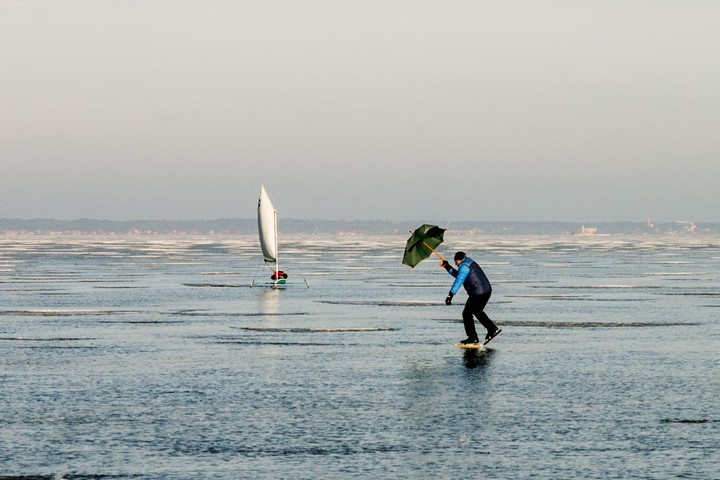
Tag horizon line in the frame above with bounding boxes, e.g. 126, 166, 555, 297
1, 217, 714, 224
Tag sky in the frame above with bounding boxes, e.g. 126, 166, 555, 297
1, 0, 719, 222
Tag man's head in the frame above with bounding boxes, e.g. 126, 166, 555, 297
454, 251, 466, 265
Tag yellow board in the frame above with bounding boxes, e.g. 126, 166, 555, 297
454, 343, 484, 349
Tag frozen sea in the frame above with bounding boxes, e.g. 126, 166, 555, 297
1, 234, 718, 479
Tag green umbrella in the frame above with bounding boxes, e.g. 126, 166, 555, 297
402, 224, 447, 268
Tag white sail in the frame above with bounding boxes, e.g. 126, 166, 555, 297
257, 185, 278, 263
253, 185, 308, 288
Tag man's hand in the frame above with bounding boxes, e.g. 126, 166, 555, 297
445, 292, 454, 305
441, 260, 451, 271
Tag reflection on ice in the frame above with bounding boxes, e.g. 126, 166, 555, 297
317, 300, 439, 306
461, 348, 495, 370
0, 309, 126, 316
258, 288, 280, 316
0, 336, 95, 341
239, 327, 398, 332
498, 320, 699, 327
661, 418, 715, 424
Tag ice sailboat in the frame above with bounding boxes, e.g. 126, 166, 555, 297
252, 185, 308, 288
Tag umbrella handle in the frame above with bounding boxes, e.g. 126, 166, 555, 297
422, 241, 446, 263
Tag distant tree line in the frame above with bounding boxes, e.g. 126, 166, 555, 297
1, 218, 718, 235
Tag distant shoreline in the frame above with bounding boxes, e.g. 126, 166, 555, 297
1, 218, 717, 235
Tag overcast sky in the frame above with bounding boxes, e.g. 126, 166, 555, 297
1, 0, 718, 222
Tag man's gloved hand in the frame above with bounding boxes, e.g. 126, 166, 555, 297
441, 260, 451, 271
445, 292, 454, 305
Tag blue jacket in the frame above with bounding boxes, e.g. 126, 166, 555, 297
448, 257, 491, 296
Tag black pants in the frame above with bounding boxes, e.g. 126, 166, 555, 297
463, 292, 496, 340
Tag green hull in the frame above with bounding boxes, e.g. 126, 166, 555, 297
250, 279, 309, 288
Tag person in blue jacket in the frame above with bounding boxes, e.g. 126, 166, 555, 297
442, 251, 501, 345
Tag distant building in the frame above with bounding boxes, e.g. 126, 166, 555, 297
573, 225, 598, 236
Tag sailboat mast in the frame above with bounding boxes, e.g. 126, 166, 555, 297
274, 208, 279, 280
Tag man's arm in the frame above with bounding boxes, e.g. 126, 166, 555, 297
449, 264, 469, 295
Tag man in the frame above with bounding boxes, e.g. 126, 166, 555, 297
442, 251, 501, 345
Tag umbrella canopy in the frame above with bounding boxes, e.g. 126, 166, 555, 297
402, 224, 447, 268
